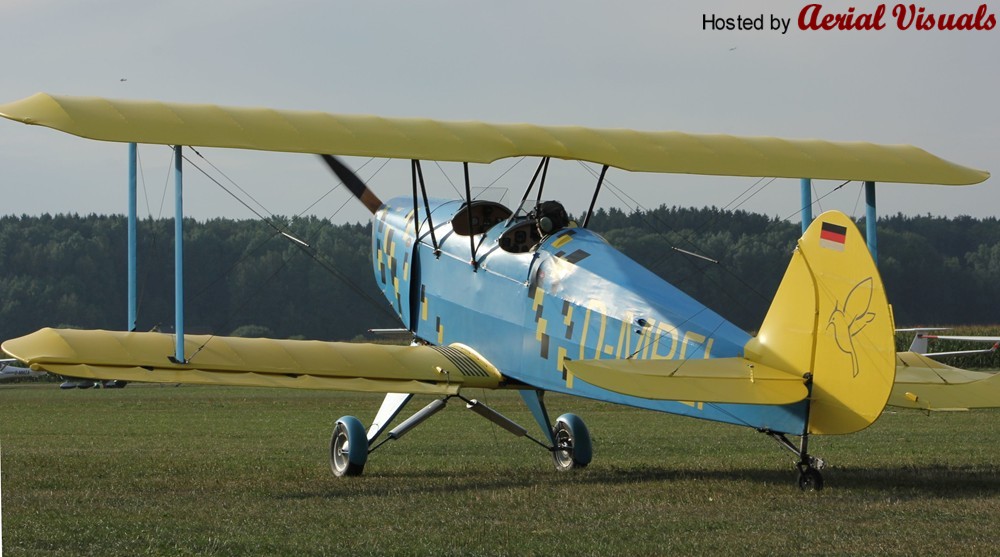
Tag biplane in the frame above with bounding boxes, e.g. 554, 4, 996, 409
0, 93, 993, 490
889, 329, 1000, 412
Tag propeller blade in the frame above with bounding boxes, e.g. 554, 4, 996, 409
319, 155, 384, 214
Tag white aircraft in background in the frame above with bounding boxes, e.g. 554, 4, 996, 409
0, 359, 45, 381
899, 328, 1000, 357
1, 358, 126, 388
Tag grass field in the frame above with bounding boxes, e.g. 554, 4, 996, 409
1, 385, 997, 556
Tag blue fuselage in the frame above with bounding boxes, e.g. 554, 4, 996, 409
372, 197, 807, 434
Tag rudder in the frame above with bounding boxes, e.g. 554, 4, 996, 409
744, 211, 895, 435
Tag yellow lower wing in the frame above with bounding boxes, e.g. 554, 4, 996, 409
566, 357, 808, 405
2, 328, 502, 394
890, 351, 1000, 410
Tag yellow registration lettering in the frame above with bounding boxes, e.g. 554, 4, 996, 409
679, 331, 711, 359
579, 300, 608, 360
615, 311, 637, 358
651, 321, 678, 360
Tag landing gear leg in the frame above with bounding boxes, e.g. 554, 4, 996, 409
795, 432, 824, 491
329, 391, 594, 477
762, 429, 825, 491
519, 390, 592, 471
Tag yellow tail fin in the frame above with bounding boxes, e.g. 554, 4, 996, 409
744, 211, 896, 434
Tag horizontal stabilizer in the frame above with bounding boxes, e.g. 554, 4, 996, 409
566, 357, 808, 405
2, 328, 503, 394
890, 351, 1000, 410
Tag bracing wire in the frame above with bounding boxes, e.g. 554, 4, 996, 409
134, 147, 177, 327
433, 161, 464, 198
136, 148, 152, 217
296, 158, 383, 218
477, 156, 525, 202
155, 148, 173, 219
574, 162, 777, 318
179, 149, 397, 315
169, 149, 402, 360
577, 162, 856, 310
184, 147, 288, 230
779, 180, 852, 223
188, 148, 277, 220
851, 182, 864, 220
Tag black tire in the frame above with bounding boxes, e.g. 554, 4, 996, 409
798, 467, 824, 491
552, 413, 592, 472
330, 416, 368, 477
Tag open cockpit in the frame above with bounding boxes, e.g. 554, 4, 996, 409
447, 196, 575, 254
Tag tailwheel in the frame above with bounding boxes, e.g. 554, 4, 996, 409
797, 465, 824, 491
552, 413, 592, 472
762, 430, 827, 491
330, 416, 368, 477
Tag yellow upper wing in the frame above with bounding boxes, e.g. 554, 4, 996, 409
2, 328, 502, 395
0, 93, 988, 185
891, 351, 1000, 410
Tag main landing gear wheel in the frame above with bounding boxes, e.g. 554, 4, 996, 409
797, 466, 824, 491
330, 416, 368, 477
552, 413, 592, 472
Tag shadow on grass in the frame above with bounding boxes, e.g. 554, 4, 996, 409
278, 463, 1000, 500
829, 464, 1000, 497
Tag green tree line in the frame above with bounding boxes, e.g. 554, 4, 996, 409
1, 208, 999, 344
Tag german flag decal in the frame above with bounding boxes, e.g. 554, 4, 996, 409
819, 222, 847, 251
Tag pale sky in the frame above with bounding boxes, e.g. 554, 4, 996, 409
1, 0, 996, 225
